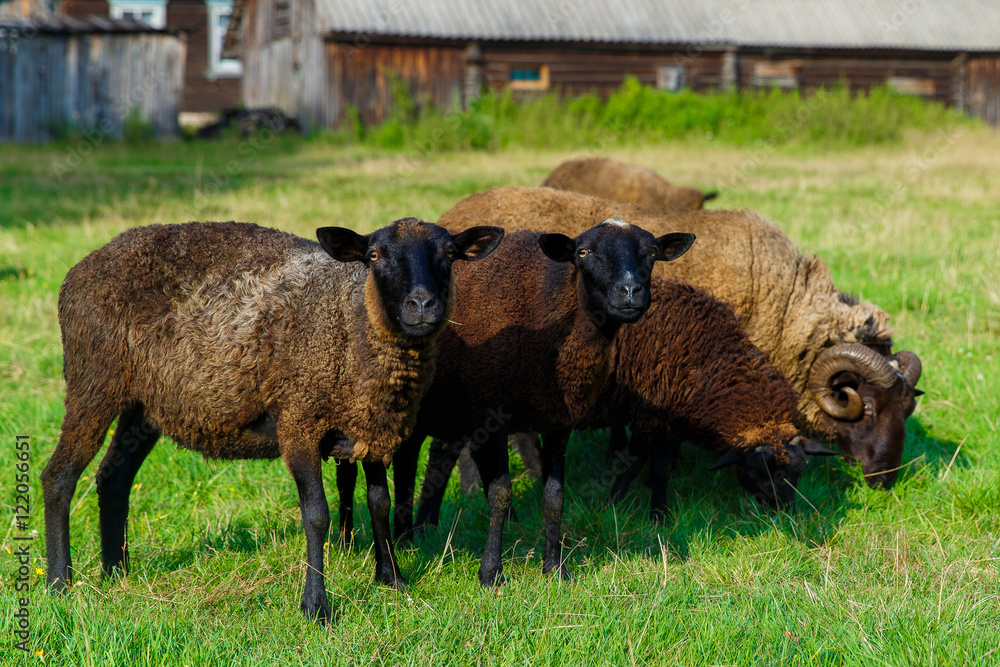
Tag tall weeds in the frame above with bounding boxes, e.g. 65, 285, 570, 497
316, 76, 973, 152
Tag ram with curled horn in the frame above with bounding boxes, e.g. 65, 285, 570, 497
437, 185, 925, 488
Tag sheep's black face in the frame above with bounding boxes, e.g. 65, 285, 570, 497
538, 218, 695, 331
713, 438, 836, 509
734, 446, 804, 509
317, 219, 504, 339
831, 377, 919, 488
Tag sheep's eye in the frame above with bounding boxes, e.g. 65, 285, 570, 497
367, 250, 380, 262
445, 246, 456, 259
578, 249, 590, 258
649, 247, 658, 256
863, 401, 874, 417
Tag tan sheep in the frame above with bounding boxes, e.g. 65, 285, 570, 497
439, 187, 923, 488
543, 157, 718, 210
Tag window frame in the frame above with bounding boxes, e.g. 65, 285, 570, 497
509, 64, 550, 91
108, 0, 166, 29
206, 0, 243, 78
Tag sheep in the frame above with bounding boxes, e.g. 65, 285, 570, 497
418, 276, 837, 526
337, 223, 696, 586
438, 187, 923, 488
543, 157, 718, 210
596, 276, 837, 518
42, 218, 505, 624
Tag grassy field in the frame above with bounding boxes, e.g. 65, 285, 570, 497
1, 126, 999, 666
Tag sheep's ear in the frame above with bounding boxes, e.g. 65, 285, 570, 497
451, 226, 505, 262
708, 447, 743, 470
799, 439, 839, 457
703, 191, 719, 202
538, 233, 576, 263
317, 227, 369, 263
654, 232, 696, 262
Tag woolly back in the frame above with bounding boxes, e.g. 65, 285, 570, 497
608, 277, 801, 450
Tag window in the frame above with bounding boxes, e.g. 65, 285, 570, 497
657, 66, 684, 91
207, 0, 242, 77
888, 77, 935, 96
109, 0, 166, 29
509, 64, 550, 91
752, 61, 801, 90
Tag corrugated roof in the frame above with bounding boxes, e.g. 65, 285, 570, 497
311, 0, 1000, 51
0, 14, 174, 34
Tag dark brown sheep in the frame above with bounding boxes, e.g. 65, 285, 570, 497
42, 219, 504, 624
338, 223, 696, 585
439, 187, 923, 488
595, 277, 836, 519
418, 276, 836, 526
543, 157, 718, 210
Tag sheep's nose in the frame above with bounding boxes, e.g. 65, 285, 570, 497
615, 281, 642, 299
404, 288, 440, 315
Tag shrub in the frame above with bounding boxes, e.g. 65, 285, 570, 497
316, 76, 974, 154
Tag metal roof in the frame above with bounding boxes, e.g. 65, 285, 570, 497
311, 0, 1000, 51
0, 14, 174, 34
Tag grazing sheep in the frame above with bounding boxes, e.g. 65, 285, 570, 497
543, 157, 718, 210
597, 277, 837, 518
339, 223, 696, 585
42, 219, 504, 624
439, 187, 923, 488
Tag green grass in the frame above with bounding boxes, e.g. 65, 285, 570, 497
1, 125, 999, 665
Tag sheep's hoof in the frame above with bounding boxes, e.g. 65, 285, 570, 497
650, 509, 671, 525
393, 529, 416, 547
377, 571, 409, 591
301, 598, 333, 626
338, 530, 355, 550
479, 567, 505, 588
47, 577, 70, 595
543, 563, 573, 581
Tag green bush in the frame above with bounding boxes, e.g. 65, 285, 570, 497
319, 75, 973, 154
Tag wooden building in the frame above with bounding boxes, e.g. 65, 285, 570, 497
224, 0, 1000, 128
0, 15, 185, 142
58, 0, 241, 114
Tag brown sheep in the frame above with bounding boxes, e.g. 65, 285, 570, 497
42, 219, 504, 624
338, 223, 696, 585
439, 187, 923, 488
597, 277, 836, 518
416, 277, 837, 527
543, 157, 718, 210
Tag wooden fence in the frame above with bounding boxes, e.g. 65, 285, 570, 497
0, 16, 186, 142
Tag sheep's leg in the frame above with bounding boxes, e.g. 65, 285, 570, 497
511, 432, 543, 480
606, 421, 628, 466
470, 430, 511, 587
645, 435, 679, 524
414, 437, 464, 529
541, 428, 571, 580
42, 401, 117, 590
460, 439, 527, 524
609, 426, 648, 505
335, 460, 357, 548
96, 404, 160, 578
457, 444, 480, 493
363, 461, 408, 590
282, 443, 332, 625
391, 435, 422, 545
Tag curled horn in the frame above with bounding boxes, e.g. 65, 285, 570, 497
895, 350, 922, 389
808, 344, 897, 420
